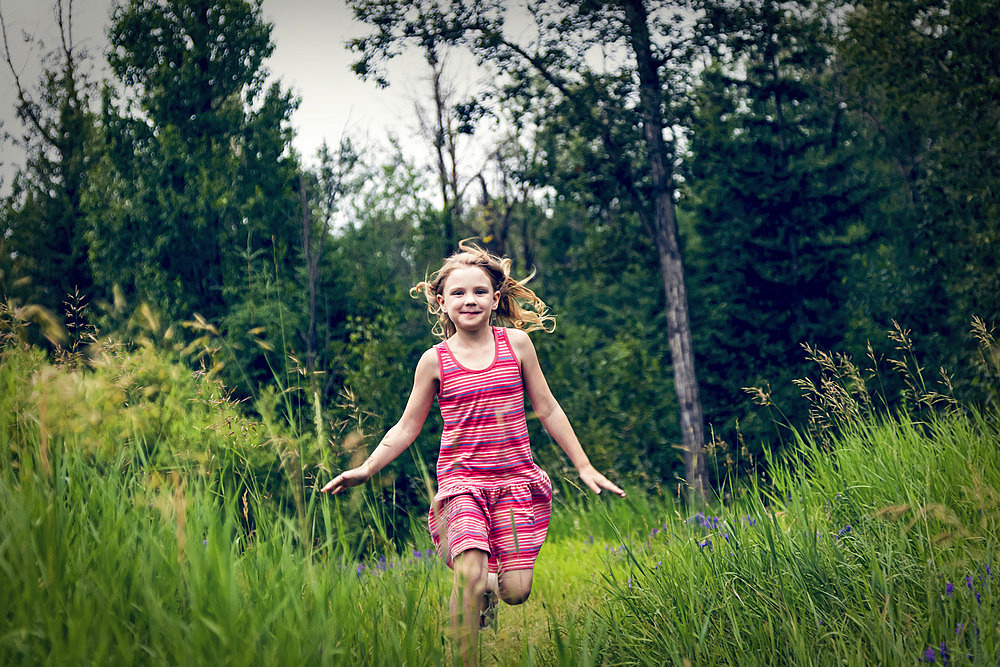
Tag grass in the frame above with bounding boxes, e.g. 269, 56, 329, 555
597, 410, 1000, 665
2, 315, 1000, 665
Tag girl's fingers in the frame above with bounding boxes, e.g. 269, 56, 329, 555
604, 479, 626, 498
581, 469, 625, 497
321, 474, 344, 494
596, 474, 625, 498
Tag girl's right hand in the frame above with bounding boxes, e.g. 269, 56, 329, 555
320, 466, 370, 495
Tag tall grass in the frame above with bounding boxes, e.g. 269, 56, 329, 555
590, 321, 1000, 665
0, 310, 455, 665
0, 445, 450, 665
3, 306, 999, 665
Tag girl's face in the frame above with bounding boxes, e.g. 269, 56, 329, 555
437, 265, 499, 334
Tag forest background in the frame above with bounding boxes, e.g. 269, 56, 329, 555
1, 0, 999, 546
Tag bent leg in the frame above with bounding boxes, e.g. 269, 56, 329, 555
498, 567, 534, 605
450, 549, 489, 666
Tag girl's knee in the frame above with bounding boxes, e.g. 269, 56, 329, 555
498, 569, 533, 605
500, 588, 531, 605
453, 550, 489, 591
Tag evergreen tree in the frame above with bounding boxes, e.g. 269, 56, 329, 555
686, 0, 869, 453
839, 0, 1000, 389
0, 1, 96, 314
86, 0, 301, 329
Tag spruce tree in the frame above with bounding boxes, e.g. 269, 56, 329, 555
0, 1, 96, 315
86, 0, 301, 328
686, 0, 869, 452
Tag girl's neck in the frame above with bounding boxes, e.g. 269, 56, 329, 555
449, 323, 494, 348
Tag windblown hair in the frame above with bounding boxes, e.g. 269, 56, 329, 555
411, 239, 556, 339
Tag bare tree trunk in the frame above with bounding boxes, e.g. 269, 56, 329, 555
421, 53, 460, 255
622, 0, 706, 501
299, 173, 317, 376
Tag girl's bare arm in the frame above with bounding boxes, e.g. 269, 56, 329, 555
321, 348, 439, 495
509, 329, 625, 498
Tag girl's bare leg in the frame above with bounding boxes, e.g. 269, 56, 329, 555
450, 549, 489, 666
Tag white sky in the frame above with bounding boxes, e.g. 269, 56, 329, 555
0, 0, 493, 195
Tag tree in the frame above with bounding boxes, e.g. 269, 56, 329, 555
838, 0, 1000, 387
685, 0, 870, 454
86, 0, 301, 330
414, 52, 466, 256
298, 137, 360, 378
348, 0, 709, 499
0, 0, 95, 313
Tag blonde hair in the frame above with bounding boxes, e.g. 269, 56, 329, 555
411, 239, 556, 339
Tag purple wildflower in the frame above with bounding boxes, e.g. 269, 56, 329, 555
966, 576, 974, 590
946, 582, 954, 597
699, 538, 712, 548
922, 646, 935, 662
955, 622, 964, 635
976, 592, 982, 605
413, 549, 422, 558
356, 563, 366, 576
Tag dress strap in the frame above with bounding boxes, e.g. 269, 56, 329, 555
495, 326, 520, 364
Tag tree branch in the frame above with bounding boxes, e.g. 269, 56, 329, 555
0, 6, 59, 146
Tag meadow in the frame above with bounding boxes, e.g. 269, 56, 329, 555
2, 311, 999, 666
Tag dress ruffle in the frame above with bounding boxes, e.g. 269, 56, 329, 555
431, 468, 552, 505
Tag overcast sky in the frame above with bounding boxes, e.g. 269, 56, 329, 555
0, 0, 491, 193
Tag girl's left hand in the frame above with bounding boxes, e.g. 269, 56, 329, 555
320, 465, 370, 495
578, 464, 626, 498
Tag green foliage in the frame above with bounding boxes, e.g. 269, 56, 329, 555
86, 0, 301, 327
685, 1, 872, 461
0, 6, 96, 315
4, 306, 1000, 665
599, 407, 1000, 665
4, 0, 1000, 541
838, 0, 1000, 390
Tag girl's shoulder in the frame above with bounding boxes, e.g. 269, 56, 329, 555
415, 346, 442, 383
503, 326, 536, 361
503, 326, 530, 343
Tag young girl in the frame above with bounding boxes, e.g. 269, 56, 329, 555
321, 241, 624, 665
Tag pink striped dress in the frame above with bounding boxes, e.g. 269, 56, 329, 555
427, 326, 552, 573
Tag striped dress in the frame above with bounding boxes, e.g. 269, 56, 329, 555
428, 326, 552, 571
